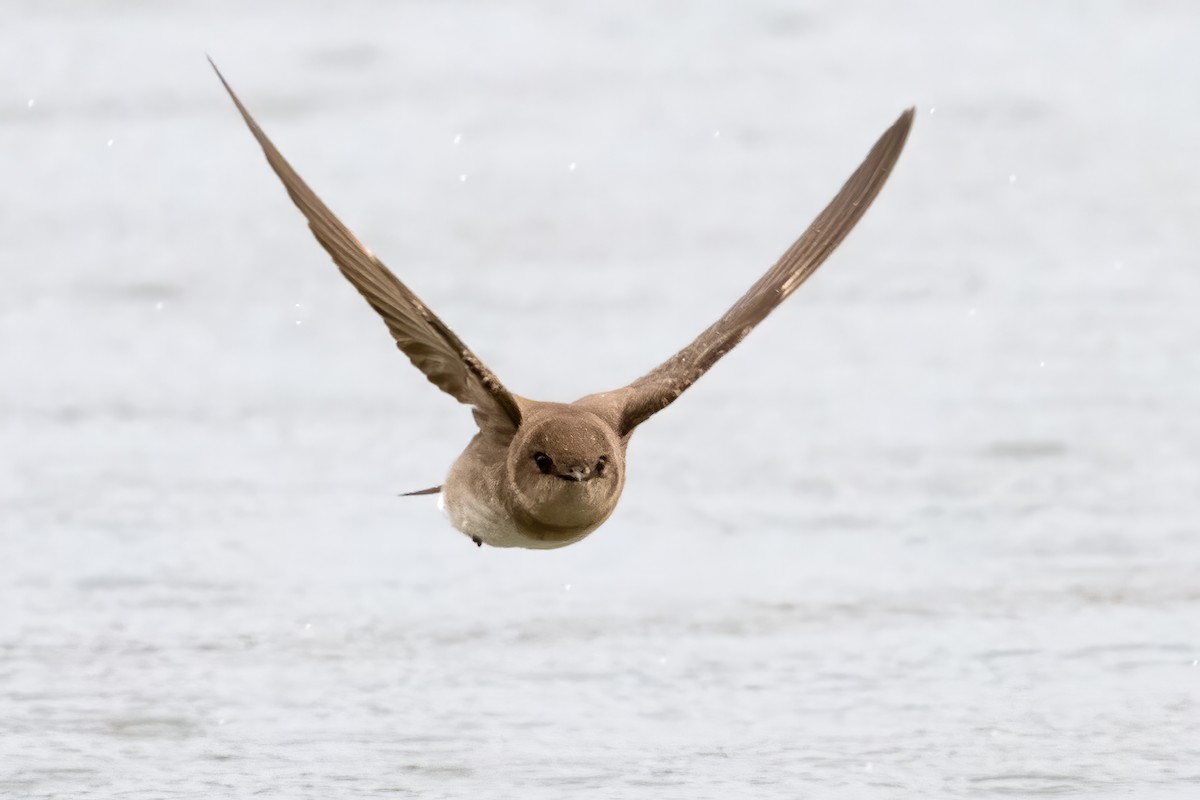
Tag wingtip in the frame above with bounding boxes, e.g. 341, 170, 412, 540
206, 56, 243, 106
879, 107, 916, 155
206, 57, 254, 124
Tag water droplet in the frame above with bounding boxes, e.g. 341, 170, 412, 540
295, 320, 302, 326
458, 174, 468, 182
27, 98, 35, 109
1039, 360, 1046, 367
567, 162, 576, 172
304, 622, 311, 630
106, 139, 114, 148
453, 133, 462, 145
929, 107, 936, 115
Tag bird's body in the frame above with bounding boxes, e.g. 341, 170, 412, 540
443, 398, 628, 548
210, 59, 912, 550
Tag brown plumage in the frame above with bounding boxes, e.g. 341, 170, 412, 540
211, 59, 912, 549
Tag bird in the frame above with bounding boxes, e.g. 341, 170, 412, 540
210, 59, 912, 550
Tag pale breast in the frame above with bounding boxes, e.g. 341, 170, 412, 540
442, 475, 594, 550
441, 436, 601, 550
443, 481, 525, 548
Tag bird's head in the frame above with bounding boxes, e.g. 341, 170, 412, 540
506, 408, 625, 534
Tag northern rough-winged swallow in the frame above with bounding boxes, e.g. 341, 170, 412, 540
211, 60, 912, 550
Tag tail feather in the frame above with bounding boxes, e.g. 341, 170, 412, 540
400, 485, 442, 497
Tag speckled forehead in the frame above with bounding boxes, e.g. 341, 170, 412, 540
525, 413, 613, 454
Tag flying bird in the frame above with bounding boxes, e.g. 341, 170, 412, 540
210, 59, 912, 550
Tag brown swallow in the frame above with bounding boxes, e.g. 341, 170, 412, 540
210, 59, 912, 549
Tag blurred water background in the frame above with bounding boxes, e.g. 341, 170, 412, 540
2, 1, 1199, 797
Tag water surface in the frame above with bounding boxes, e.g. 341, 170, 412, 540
3, 1, 1199, 797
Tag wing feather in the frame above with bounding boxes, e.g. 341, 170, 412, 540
210, 60, 522, 432
614, 108, 914, 433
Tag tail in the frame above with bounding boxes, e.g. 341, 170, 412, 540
400, 485, 442, 497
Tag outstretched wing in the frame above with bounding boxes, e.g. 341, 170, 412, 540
613, 108, 914, 434
211, 59, 522, 433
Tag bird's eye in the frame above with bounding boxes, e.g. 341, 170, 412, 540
533, 452, 554, 474
595, 455, 608, 476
